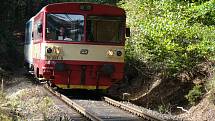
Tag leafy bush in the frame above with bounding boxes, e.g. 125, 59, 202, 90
185, 84, 203, 105
119, 0, 215, 77
158, 104, 172, 114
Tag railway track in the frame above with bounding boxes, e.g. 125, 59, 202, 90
43, 83, 165, 121
103, 97, 164, 121
41, 85, 87, 121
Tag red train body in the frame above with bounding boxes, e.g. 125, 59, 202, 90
24, 2, 127, 90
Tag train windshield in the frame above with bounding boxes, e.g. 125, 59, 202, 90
46, 14, 84, 41
86, 16, 124, 43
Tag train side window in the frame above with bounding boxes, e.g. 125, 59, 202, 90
25, 22, 30, 44
37, 23, 42, 33
34, 21, 42, 41
25, 21, 33, 44
32, 32, 34, 39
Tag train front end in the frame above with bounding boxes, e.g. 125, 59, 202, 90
37, 3, 127, 90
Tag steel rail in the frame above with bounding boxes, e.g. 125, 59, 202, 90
103, 96, 165, 121
43, 84, 103, 121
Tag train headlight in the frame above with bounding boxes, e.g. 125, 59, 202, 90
45, 46, 64, 60
117, 51, 122, 56
107, 50, 114, 56
47, 48, 53, 53
55, 47, 60, 54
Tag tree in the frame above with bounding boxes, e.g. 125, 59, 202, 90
120, 0, 215, 76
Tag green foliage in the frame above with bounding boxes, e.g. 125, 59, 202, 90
0, 91, 6, 103
39, 96, 54, 120
207, 73, 215, 90
120, 0, 215, 76
0, 0, 27, 70
158, 104, 171, 114
185, 84, 203, 105
0, 114, 11, 121
206, 74, 215, 103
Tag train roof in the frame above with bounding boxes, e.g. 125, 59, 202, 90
41, 2, 125, 16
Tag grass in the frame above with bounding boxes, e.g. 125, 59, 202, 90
0, 86, 56, 121
185, 84, 203, 105
0, 91, 12, 121
206, 73, 215, 104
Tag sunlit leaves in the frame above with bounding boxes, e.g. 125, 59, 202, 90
120, 0, 215, 74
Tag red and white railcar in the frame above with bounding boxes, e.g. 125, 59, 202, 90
24, 2, 129, 90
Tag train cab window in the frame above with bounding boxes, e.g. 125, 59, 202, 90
33, 21, 42, 41
46, 14, 84, 42
25, 22, 32, 44
86, 16, 124, 43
